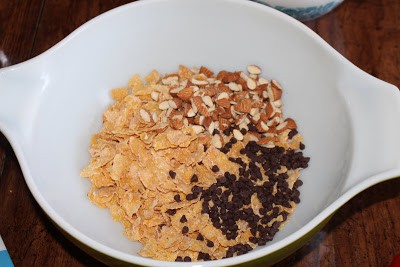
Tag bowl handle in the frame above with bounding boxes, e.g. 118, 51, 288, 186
0, 61, 46, 139
339, 70, 400, 191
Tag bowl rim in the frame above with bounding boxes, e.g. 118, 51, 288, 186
2, 0, 399, 266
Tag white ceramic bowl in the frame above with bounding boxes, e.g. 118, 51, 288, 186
0, 0, 399, 266
253, 0, 344, 21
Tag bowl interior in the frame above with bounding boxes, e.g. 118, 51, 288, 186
20, 0, 352, 264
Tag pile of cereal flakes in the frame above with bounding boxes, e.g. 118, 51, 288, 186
80, 65, 310, 262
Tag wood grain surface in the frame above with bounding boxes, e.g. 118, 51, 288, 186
0, 1, 399, 266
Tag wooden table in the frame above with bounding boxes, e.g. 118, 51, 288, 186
0, 1, 399, 266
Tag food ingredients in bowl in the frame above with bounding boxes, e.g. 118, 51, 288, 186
80, 65, 310, 261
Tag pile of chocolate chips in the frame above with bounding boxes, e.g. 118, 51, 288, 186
199, 139, 309, 259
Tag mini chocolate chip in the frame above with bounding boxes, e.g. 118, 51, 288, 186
191, 185, 203, 194
220, 147, 229, 154
175, 256, 183, 262
288, 129, 298, 139
180, 215, 188, 223
230, 137, 237, 144
186, 193, 197, 200
182, 226, 189, 234
211, 165, 219, 172
207, 240, 214, 247
293, 180, 303, 188
166, 209, 176, 215
299, 142, 305, 150
183, 256, 191, 262
240, 128, 247, 135
196, 233, 204, 241
169, 170, 176, 179
174, 194, 181, 202
190, 174, 198, 183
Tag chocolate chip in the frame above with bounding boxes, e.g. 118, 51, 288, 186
299, 142, 305, 150
175, 256, 183, 262
174, 194, 181, 202
212, 129, 220, 135
183, 256, 191, 262
181, 226, 189, 234
211, 165, 219, 172
288, 129, 298, 139
180, 215, 187, 223
196, 233, 204, 241
186, 193, 197, 200
190, 174, 198, 183
166, 209, 176, 215
198, 252, 211, 261
168, 170, 176, 179
207, 240, 214, 247
191, 185, 203, 194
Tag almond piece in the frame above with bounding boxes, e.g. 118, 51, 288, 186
211, 111, 218, 121
231, 91, 248, 103
233, 129, 244, 141
248, 131, 261, 141
285, 118, 297, 129
203, 116, 212, 128
198, 105, 211, 117
202, 95, 214, 107
271, 85, 282, 100
170, 118, 184, 130
220, 110, 233, 119
204, 86, 217, 97
172, 98, 182, 109
192, 96, 203, 109
151, 91, 159, 101
265, 102, 275, 118
139, 109, 151, 123
211, 134, 223, 148
159, 101, 170, 110
199, 66, 214, 77
151, 112, 158, 122
168, 99, 178, 109
235, 98, 252, 113
259, 113, 269, 123
216, 84, 230, 94
177, 87, 194, 101
257, 136, 277, 145
191, 73, 209, 85
251, 100, 264, 108
236, 77, 248, 91
218, 117, 230, 131
258, 77, 269, 85
198, 134, 211, 144
208, 121, 216, 135
218, 71, 240, 83
187, 108, 196, 118
246, 78, 257, 90
256, 121, 269, 133
192, 125, 205, 134
247, 65, 262, 75
271, 79, 282, 90
215, 98, 231, 109
228, 82, 241, 92
217, 92, 229, 100
193, 116, 201, 125
162, 75, 179, 86
273, 99, 282, 108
